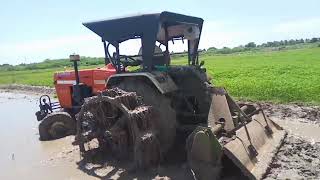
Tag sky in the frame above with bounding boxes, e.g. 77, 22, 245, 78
0, 0, 319, 65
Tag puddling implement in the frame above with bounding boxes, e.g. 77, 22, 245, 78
76, 88, 162, 168
187, 87, 287, 180
76, 87, 286, 180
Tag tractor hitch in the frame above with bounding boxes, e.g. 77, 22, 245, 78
35, 95, 61, 121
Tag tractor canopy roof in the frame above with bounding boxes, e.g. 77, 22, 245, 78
83, 11, 203, 71
83, 11, 203, 44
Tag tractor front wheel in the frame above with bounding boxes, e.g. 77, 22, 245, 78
38, 112, 76, 141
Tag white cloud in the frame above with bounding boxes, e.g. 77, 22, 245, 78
199, 20, 253, 49
272, 17, 320, 39
0, 34, 103, 64
1, 17, 319, 65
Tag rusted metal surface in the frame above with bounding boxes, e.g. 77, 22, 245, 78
208, 93, 234, 132
224, 114, 287, 179
188, 89, 287, 179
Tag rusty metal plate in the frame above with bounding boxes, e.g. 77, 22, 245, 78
223, 114, 287, 179
208, 94, 235, 131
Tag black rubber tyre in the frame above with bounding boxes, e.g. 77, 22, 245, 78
117, 79, 177, 154
39, 112, 76, 141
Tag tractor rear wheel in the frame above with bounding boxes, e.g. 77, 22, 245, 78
38, 111, 76, 141
117, 79, 177, 154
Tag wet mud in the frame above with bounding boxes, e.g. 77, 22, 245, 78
262, 103, 320, 124
0, 88, 319, 179
239, 101, 320, 124
265, 135, 320, 179
0, 84, 55, 95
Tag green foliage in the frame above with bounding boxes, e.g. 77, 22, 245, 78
245, 42, 256, 48
310, 38, 320, 43
0, 57, 105, 71
174, 47, 320, 104
205, 41, 320, 55
0, 44, 319, 104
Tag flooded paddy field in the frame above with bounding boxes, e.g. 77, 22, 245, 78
0, 90, 319, 179
0, 91, 95, 180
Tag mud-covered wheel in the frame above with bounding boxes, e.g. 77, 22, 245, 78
39, 112, 76, 141
117, 79, 177, 154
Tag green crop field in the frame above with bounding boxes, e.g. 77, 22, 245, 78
202, 48, 320, 104
0, 46, 319, 104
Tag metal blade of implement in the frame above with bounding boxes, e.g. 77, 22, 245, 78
223, 113, 287, 179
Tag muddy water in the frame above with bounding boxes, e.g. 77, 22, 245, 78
1, 90, 320, 180
272, 118, 320, 143
265, 118, 320, 179
0, 91, 96, 180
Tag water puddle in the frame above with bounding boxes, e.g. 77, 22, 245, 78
0, 91, 96, 180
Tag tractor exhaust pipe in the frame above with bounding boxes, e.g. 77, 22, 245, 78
69, 54, 82, 106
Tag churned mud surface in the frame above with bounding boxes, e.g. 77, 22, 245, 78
265, 135, 320, 179
262, 103, 320, 124
0, 84, 55, 95
0, 88, 319, 179
239, 101, 320, 124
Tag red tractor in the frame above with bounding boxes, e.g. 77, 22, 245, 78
36, 55, 117, 140
35, 12, 286, 179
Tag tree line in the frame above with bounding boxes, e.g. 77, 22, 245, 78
207, 37, 320, 54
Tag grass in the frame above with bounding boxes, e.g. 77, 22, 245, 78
0, 46, 319, 104
202, 48, 320, 104
0, 68, 57, 87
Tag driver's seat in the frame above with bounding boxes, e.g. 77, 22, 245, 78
138, 46, 166, 66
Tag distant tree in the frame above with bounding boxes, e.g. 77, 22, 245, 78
310, 38, 319, 43
288, 39, 296, 45
299, 39, 305, 43
260, 43, 268, 47
245, 42, 256, 48
280, 40, 285, 46
273, 41, 280, 47
208, 47, 217, 51
267, 42, 274, 47
232, 46, 245, 53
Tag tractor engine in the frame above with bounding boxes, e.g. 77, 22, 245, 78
54, 63, 116, 109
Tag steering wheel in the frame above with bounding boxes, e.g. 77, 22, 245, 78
119, 55, 142, 67
106, 43, 142, 71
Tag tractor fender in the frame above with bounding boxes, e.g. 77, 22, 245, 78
106, 72, 178, 94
